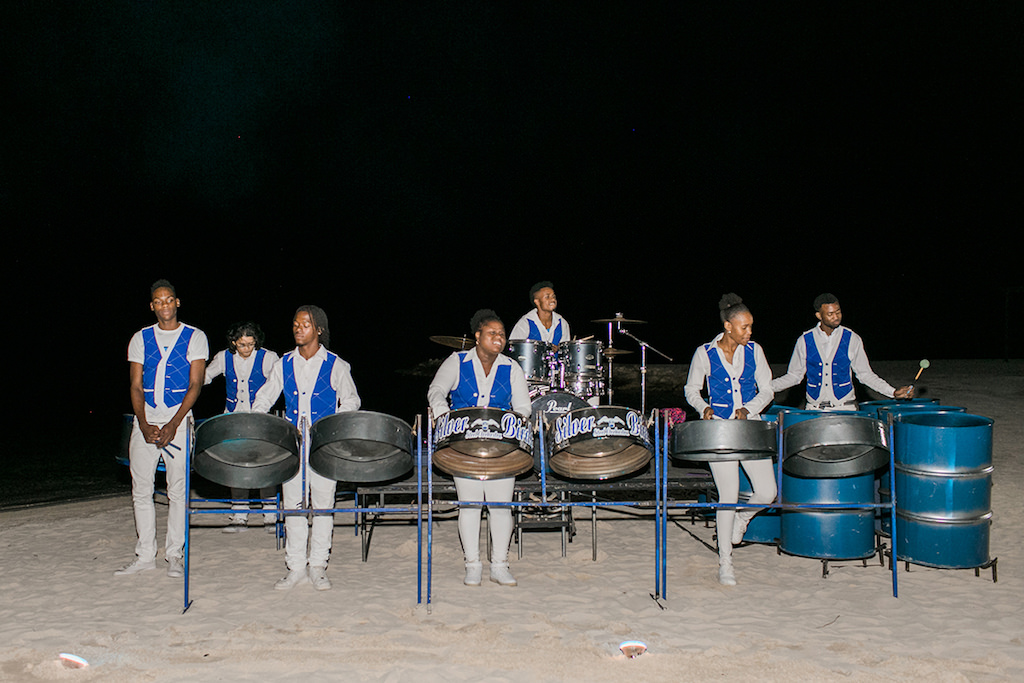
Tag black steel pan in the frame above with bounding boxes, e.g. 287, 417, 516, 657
671, 419, 777, 462
783, 413, 889, 478
309, 411, 414, 483
194, 412, 300, 488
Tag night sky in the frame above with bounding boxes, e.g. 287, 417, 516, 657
5, 2, 1021, 429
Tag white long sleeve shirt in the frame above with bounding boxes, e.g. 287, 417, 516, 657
684, 333, 774, 420
204, 348, 280, 413
252, 345, 361, 428
427, 350, 532, 419
509, 310, 571, 343
771, 324, 896, 407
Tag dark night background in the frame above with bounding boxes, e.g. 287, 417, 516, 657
2, 2, 1021, 503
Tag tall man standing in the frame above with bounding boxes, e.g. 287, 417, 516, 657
252, 305, 361, 591
772, 293, 913, 410
118, 279, 209, 578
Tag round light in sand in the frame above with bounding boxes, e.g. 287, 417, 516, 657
59, 653, 89, 669
619, 640, 647, 658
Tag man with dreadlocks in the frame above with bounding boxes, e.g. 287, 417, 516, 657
429, 309, 531, 588
204, 321, 280, 533
771, 293, 913, 410
117, 279, 209, 578
253, 305, 361, 590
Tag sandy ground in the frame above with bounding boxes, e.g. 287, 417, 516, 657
1, 360, 1021, 682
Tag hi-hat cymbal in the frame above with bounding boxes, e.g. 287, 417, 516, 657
603, 348, 634, 357
592, 314, 647, 324
429, 335, 475, 350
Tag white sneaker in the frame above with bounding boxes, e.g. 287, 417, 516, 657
464, 561, 482, 586
274, 567, 308, 590
114, 558, 156, 576
732, 517, 749, 545
308, 566, 332, 591
223, 516, 248, 533
489, 562, 517, 587
167, 556, 184, 578
718, 561, 737, 586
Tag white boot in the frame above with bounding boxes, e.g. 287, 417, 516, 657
489, 562, 517, 586
731, 515, 749, 545
464, 561, 483, 586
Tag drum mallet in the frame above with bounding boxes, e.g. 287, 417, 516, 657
909, 359, 930, 393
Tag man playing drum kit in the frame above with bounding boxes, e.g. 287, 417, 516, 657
252, 306, 361, 591
684, 294, 777, 587
204, 321, 281, 533
118, 280, 209, 579
771, 293, 913, 410
428, 309, 532, 588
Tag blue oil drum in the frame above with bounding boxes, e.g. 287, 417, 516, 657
859, 399, 939, 419
738, 465, 780, 543
892, 412, 994, 569
780, 471, 876, 560
876, 404, 965, 426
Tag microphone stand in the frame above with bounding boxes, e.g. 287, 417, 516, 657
617, 328, 673, 414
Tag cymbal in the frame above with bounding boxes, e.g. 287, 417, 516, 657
429, 335, 475, 350
592, 314, 647, 324
602, 348, 634, 357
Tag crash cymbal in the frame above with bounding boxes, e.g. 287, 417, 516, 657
591, 314, 647, 324
602, 348, 634, 357
429, 335, 475, 350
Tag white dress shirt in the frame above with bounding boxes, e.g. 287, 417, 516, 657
127, 322, 209, 423
509, 310, 571, 343
252, 345, 361, 426
684, 333, 774, 419
204, 348, 281, 413
428, 350, 532, 418
771, 324, 896, 406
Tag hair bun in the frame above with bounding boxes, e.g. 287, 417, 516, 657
718, 293, 743, 311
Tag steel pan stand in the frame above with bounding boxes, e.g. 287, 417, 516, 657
617, 328, 672, 414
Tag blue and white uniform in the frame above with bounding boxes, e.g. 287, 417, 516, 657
205, 347, 281, 525
253, 345, 360, 572
126, 322, 209, 564
771, 324, 897, 410
684, 333, 777, 569
428, 350, 531, 577
509, 310, 570, 345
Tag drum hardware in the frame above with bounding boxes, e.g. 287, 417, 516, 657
593, 312, 644, 405
429, 335, 475, 350
602, 348, 633, 357
616, 327, 672, 415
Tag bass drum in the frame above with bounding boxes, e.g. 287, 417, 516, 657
528, 391, 589, 473
432, 407, 533, 480
549, 406, 653, 480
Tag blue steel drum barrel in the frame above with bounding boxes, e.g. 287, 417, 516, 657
893, 412, 994, 569
859, 399, 940, 419
738, 465, 781, 543
780, 472, 877, 559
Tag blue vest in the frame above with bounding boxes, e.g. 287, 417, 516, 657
224, 348, 268, 413
142, 325, 195, 408
283, 351, 338, 426
450, 352, 513, 410
526, 317, 564, 344
805, 329, 854, 401
705, 342, 758, 419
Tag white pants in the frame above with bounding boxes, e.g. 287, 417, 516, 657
709, 458, 777, 562
229, 486, 278, 524
454, 476, 515, 564
128, 417, 190, 562
281, 464, 337, 570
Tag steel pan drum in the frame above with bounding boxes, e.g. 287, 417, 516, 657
550, 406, 652, 479
529, 391, 589, 473
194, 413, 300, 488
432, 407, 533, 480
309, 411, 414, 483
780, 471, 877, 560
859, 399, 940, 419
671, 419, 777, 462
782, 414, 889, 477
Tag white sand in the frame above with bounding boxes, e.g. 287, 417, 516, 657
2, 360, 1022, 682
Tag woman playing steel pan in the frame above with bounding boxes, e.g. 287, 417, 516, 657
428, 309, 532, 587
683, 294, 777, 586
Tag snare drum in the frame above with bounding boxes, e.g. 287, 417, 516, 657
557, 340, 604, 379
507, 339, 554, 385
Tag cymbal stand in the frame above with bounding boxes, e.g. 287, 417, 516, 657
604, 320, 616, 405
617, 328, 672, 414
